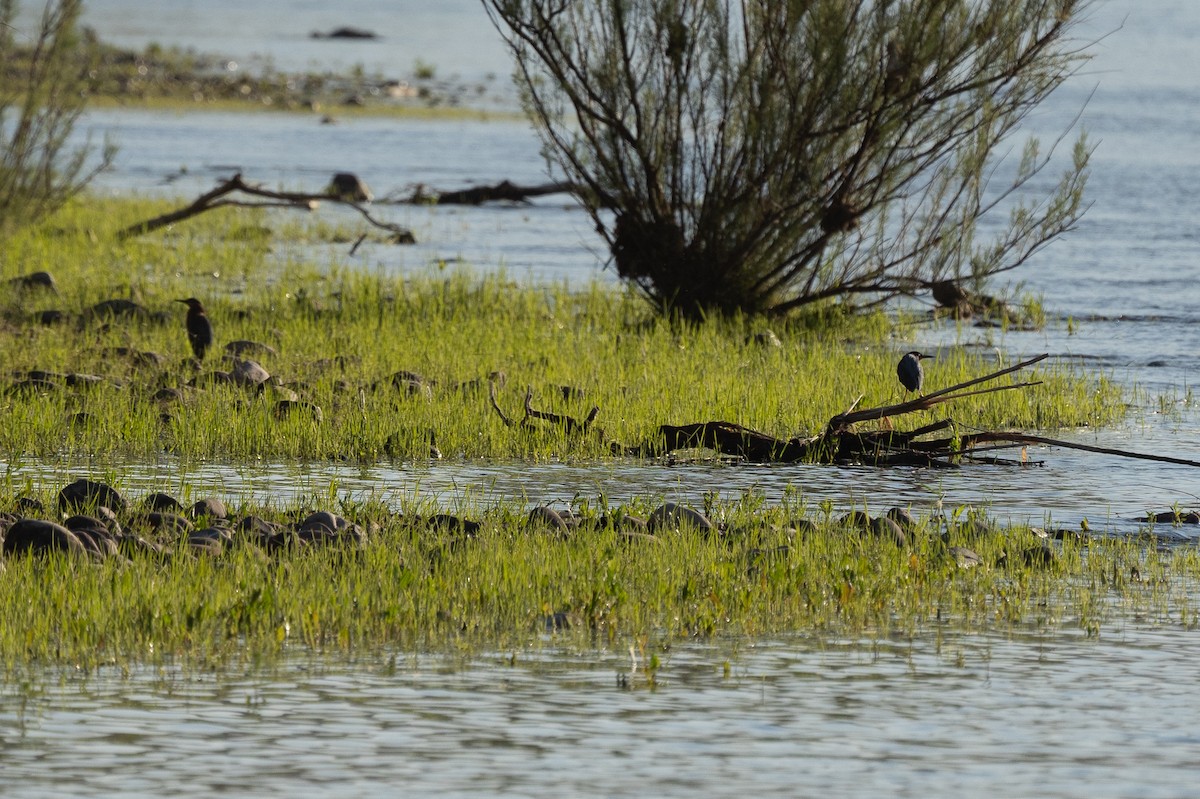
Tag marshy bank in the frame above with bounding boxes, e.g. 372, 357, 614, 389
3, 475, 1198, 677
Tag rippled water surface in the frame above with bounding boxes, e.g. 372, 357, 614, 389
5, 626, 1200, 799
5, 2, 1200, 795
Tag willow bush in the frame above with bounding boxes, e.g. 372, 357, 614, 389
0, 0, 113, 235
484, 0, 1092, 319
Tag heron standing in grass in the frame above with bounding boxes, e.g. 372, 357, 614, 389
897, 351, 933, 396
177, 298, 214, 361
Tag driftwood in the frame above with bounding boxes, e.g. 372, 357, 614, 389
395, 180, 576, 205
117, 173, 415, 242
489, 352, 1200, 468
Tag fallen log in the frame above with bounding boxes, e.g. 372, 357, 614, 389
396, 180, 576, 205
488, 352, 1200, 468
118, 173, 415, 242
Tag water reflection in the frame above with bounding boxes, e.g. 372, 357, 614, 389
5, 627, 1200, 798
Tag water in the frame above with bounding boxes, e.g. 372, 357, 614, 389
5, 627, 1200, 799
6, 2, 1200, 795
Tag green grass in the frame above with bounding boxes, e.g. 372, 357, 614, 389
0, 197, 1123, 465
0, 490, 1192, 676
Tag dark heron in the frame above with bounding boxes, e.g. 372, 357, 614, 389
176, 298, 214, 360
897, 351, 933, 395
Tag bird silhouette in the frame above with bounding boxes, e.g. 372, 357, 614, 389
176, 298, 214, 360
897, 351, 932, 396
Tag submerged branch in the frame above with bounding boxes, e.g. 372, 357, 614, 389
117, 173, 416, 241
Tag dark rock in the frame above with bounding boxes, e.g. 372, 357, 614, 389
58, 478, 126, 514
65, 373, 106, 389
153, 387, 187, 403
143, 492, 183, 512
63, 514, 110, 534
189, 498, 228, 521
948, 545, 982, 569
543, 611, 571, 632
237, 515, 282, 540
869, 516, 907, 546
886, 507, 918, 532
128, 512, 194, 538
273, 399, 324, 422
8, 271, 57, 292
224, 340, 279, 359
3, 519, 87, 556
36, 309, 68, 325
298, 510, 340, 535
116, 534, 168, 558
839, 511, 872, 532
89, 299, 148, 319
187, 530, 226, 555
14, 496, 45, 514
648, 502, 714, 533
528, 505, 570, 535
230, 358, 270, 386
427, 514, 481, 537
599, 513, 648, 533
189, 370, 233, 387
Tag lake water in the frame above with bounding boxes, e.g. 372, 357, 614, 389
5, 2, 1200, 796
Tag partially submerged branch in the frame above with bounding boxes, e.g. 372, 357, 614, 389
394, 180, 576, 205
117, 173, 416, 241
487, 353, 1200, 469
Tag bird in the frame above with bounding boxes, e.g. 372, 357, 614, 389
176, 298, 214, 361
897, 351, 933, 396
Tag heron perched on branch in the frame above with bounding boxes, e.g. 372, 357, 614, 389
897, 351, 933, 396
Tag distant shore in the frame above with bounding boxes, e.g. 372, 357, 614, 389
10, 28, 517, 119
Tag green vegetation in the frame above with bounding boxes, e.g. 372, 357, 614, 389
0, 489, 1192, 676
0, 197, 1120, 464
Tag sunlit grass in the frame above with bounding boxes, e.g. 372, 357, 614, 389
0, 198, 1124, 464
0, 489, 1192, 676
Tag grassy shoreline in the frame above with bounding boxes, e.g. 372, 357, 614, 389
1, 481, 1191, 674
0, 197, 1122, 464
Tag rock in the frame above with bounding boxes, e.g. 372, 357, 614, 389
58, 478, 126, 514
427, 514, 481, 537
88, 298, 148, 319
839, 511, 872, 532
273, 399, 324, 422
298, 510, 340, 535
237, 515, 282, 541
189, 498, 228, 521
36, 309, 68, 325
65, 373, 106, 389
3, 519, 87, 556
948, 545, 982, 569
528, 506, 570, 534
187, 530, 225, 555
144, 492, 183, 512
102, 347, 167, 369
63, 514, 111, 534
648, 502, 714, 533
869, 515, 907, 546
230, 358, 270, 386
224, 340, 279, 359
8, 271, 57, 292
886, 507, 918, 532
